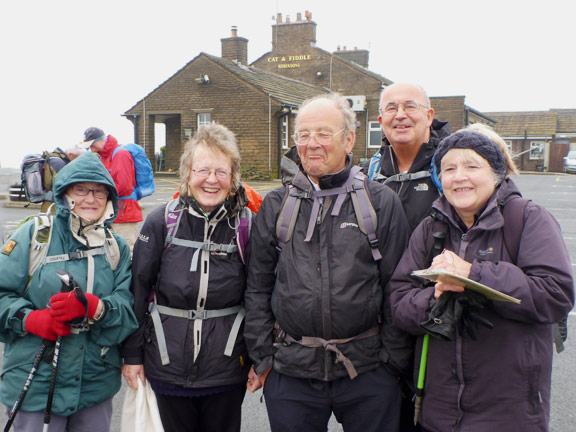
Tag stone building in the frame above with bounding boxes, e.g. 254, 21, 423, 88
124, 11, 492, 178
485, 109, 576, 172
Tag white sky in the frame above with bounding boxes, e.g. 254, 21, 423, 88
1, 0, 574, 168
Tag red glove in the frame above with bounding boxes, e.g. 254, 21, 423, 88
25, 309, 71, 341
50, 291, 100, 321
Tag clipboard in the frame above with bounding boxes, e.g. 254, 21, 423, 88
411, 269, 521, 304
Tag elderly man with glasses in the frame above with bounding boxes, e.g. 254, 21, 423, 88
365, 82, 452, 233
245, 93, 412, 432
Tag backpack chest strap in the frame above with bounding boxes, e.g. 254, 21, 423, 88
382, 170, 431, 185
149, 302, 245, 365
165, 237, 237, 272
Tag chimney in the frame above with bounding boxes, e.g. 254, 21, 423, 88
221, 26, 248, 65
271, 10, 317, 52
332, 46, 370, 68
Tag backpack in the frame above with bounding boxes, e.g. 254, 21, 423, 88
425, 196, 567, 353
20, 151, 69, 204
20, 154, 47, 203
163, 198, 252, 266
275, 166, 381, 261
367, 148, 443, 192
112, 144, 155, 200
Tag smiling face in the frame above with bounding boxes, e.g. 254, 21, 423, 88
441, 148, 497, 227
378, 83, 434, 150
188, 145, 232, 212
295, 98, 355, 183
66, 182, 109, 222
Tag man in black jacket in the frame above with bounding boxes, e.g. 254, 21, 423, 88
245, 93, 412, 432
367, 82, 452, 232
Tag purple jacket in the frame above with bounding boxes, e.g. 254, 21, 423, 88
390, 179, 574, 432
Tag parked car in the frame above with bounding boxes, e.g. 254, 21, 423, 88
563, 151, 576, 174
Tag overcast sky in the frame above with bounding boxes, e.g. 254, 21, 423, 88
1, 0, 574, 168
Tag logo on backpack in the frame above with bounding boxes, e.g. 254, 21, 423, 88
112, 143, 155, 200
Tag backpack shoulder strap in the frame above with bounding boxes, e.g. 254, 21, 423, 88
275, 185, 303, 251
235, 207, 252, 265
500, 196, 529, 264
367, 149, 384, 181
164, 198, 183, 248
349, 171, 381, 261
28, 214, 54, 276
423, 210, 449, 266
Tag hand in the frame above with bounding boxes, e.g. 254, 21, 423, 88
247, 365, 271, 393
430, 250, 471, 299
50, 291, 101, 321
122, 364, 146, 390
25, 309, 71, 341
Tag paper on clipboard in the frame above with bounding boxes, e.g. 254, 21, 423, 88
411, 269, 521, 304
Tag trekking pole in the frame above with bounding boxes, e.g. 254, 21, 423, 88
414, 333, 429, 426
4, 343, 51, 432
42, 270, 81, 432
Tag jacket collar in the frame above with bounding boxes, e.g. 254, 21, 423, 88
292, 154, 354, 192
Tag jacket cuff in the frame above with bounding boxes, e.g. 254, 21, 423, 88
255, 356, 273, 375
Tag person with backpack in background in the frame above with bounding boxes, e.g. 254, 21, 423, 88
121, 123, 251, 432
39, 145, 85, 212
0, 151, 138, 431
81, 127, 144, 252
390, 129, 574, 432
244, 94, 412, 432
363, 82, 451, 232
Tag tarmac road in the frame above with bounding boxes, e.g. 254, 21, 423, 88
0, 172, 575, 431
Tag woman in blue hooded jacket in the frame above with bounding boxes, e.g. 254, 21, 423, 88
0, 151, 138, 432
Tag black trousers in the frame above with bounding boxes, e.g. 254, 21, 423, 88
264, 367, 402, 432
155, 385, 246, 432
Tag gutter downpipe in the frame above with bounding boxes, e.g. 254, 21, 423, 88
277, 106, 292, 178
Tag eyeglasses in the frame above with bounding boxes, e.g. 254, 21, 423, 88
380, 101, 429, 116
71, 184, 109, 199
192, 168, 232, 179
293, 128, 346, 146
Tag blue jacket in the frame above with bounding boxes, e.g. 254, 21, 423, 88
0, 152, 138, 415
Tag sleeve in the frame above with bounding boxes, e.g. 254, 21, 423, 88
470, 203, 574, 324
370, 185, 417, 374
88, 233, 139, 346
389, 219, 438, 335
0, 221, 37, 342
121, 205, 166, 364
243, 190, 283, 375
110, 149, 136, 198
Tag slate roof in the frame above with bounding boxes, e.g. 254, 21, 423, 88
203, 53, 327, 107
125, 52, 328, 113
484, 111, 558, 137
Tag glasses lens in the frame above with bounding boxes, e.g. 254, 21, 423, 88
93, 189, 109, 199
403, 102, 420, 114
194, 169, 210, 177
74, 185, 89, 196
215, 170, 231, 179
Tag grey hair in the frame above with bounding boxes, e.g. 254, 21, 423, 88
179, 122, 241, 197
296, 93, 356, 142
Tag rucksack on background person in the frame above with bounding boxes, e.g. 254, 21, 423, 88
20, 146, 85, 213
80, 127, 145, 253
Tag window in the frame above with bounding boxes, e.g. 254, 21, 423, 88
505, 140, 513, 155
197, 113, 211, 125
529, 141, 545, 160
368, 121, 382, 148
281, 116, 289, 150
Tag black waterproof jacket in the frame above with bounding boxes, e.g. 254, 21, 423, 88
372, 119, 451, 231
391, 179, 574, 432
245, 159, 413, 381
122, 195, 250, 388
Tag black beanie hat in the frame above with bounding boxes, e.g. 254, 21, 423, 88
434, 130, 508, 179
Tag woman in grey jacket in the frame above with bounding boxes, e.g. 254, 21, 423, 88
390, 128, 574, 432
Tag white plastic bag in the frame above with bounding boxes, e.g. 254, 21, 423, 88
120, 377, 164, 432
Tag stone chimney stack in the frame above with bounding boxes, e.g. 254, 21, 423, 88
333, 46, 370, 68
271, 10, 316, 53
221, 26, 248, 65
